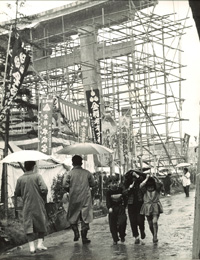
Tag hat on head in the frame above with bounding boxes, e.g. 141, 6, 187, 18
109, 175, 119, 183
146, 177, 156, 187
72, 155, 83, 166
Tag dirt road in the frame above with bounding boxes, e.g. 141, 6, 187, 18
0, 190, 195, 260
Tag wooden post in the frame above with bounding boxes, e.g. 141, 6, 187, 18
110, 154, 114, 176
192, 103, 200, 259
0, 130, 25, 220
3, 111, 10, 221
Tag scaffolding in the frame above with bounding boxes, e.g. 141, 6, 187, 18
0, 0, 190, 171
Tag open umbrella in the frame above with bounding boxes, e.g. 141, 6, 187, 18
131, 169, 147, 177
175, 162, 191, 168
158, 167, 169, 172
56, 142, 114, 155
0, 150, 50, 163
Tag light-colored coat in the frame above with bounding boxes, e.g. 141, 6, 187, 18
15, 171, 48, 234
181, 172, 191, 187
64, 166, 95, 224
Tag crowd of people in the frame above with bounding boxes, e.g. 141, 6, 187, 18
106, 169, 164, 245
14, 155, 191, 254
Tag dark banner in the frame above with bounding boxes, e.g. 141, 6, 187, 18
0, 31, 30, 124
86, 89, 102, 144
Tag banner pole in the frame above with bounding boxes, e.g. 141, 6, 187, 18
1, 26, 12, 109
1, 26, 12, 223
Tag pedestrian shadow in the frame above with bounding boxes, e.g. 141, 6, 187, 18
132, 243, 160, 260
111, 243, 128, 259
69, 243, 93, 260
4, 253, 55, 260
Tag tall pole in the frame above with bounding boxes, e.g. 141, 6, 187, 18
1, 26, 12, 222
192, 103, 200, 259
138, 99, 174, 168
2, 111, 10, 221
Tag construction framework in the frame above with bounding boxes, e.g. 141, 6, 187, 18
0, 0, 190, 172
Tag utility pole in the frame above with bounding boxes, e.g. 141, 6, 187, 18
192, 103, 200, 259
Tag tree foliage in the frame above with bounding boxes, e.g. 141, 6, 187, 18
51, 165, 71, 204
51, 174, 65, 204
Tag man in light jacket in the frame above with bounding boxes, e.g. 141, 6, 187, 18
15, 161, 48, 254
181, 167, 191, 197
63, 155, 95, 244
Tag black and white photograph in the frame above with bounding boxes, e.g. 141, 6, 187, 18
0, 0, 200, 259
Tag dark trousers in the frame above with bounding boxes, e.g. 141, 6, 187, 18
183, 185, 190, 197
164, 185, 171, 195
108, 205, 127, 242
71, 212, 90, 232
128, 203, 145, 238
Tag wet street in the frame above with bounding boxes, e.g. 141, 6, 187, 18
0, 190, 195, 260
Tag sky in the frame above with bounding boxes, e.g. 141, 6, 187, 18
0, 0, 200, 146
155, 1, 200, 147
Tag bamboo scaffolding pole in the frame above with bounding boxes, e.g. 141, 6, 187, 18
138, 99, 174, 168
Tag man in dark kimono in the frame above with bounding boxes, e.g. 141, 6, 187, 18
63, 155, 95, 244
163, 173, 172, 196
15, 161, 48, 254
124, 169, 146, 245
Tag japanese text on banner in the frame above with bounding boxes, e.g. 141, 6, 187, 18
38, 97, 53, 155
0, 31, 30, 124
86, 89, 102, 144
79, 117, 89, 143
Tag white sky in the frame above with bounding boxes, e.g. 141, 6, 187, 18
0, 0, 200, 145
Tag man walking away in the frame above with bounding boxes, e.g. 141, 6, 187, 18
63, 155, 95, 244
15, 161, 48, 254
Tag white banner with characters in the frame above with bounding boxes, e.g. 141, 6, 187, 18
38, 96, 53, 155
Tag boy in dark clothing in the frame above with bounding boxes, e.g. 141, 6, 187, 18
163, 173, 172, 196
106, 176, 127, 245
124, 170, 146, 245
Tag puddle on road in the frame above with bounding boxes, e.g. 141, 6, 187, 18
164, 209, 173, 215
0, 253, 55, 260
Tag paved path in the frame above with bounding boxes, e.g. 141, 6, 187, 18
0, 190, 195, 260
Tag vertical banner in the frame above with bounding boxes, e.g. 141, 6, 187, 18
79, 117, 89, 143
101, 113, 117, 169
102, 113, 117, 149
86, 89, 102, 144
119, 116, 131, 166
119, 115, 130, 129
182, 133, 190, 156
38, 96, 53, 155
0, 31, 30, 124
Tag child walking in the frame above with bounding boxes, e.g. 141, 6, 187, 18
140, 174, 163, 244
106, 176, 127, 245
